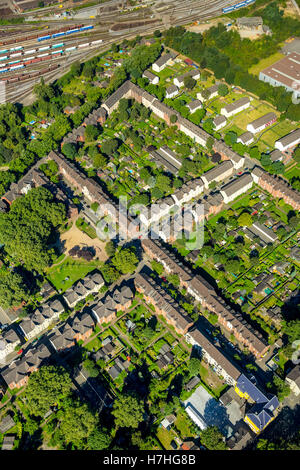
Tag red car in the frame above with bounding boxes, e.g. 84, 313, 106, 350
161, 277, 167, 282
17, 349, 23, 355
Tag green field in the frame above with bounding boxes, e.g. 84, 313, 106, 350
258, 121, 297, 151
47, 256, 102, 292
248, 52, 285, 76
285, 166, 300, 180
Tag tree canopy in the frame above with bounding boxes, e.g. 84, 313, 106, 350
0, 187, 66, 272
112, 393, 145, 429
25, 365, 73, 417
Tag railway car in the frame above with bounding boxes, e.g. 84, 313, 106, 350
23, 58, 35, 65
37, 53, 49, 58
38, 46, 50, 52
52, 32, 66, 39
10, 46, 23, 52
0, 68, 8, 74
37, 35, 51, 42
222, 6, 235, 12
8, 60, 21, 65
80, 25, 94, 31
10, 64, 25, 71
51, 50, 63, 55
10, 53, 22, 58
0, 56, 8, 61
24, 49, 36, 55
78, 43, 89, 48
234, 1, 247, 8
52, 43, 64, 49
91, 39, 103, 45
66, 28, 79, 35
65, 46, 76, 52
0, 49, 8, 55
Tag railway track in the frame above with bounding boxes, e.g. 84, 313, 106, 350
2, 0, 235, 104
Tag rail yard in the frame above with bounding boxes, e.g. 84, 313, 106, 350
0, 0, 248, 104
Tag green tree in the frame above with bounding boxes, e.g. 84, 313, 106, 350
184, 76, 196, 90
83, 359, 99, 378
87, 427, 112, 450
112, 393, 144, 429
105, 240, 116, 257
112, 248, 139, 274
61, 142, 77, 160
200, 426, 227, 450
188, 357, 201, 377
238, 212, 253, 227
25, 365, 73, 416
151, 260, 164, 275
59, 399, 98, 446
218, 83, 229, 96
0, 270, 29, 309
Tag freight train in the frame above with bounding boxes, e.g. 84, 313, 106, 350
222, 0, 255, 13
0, 24, 87, 46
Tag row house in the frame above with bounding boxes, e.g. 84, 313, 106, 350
1, 344, 51, 390
49, 151, 109, 206
63, 271, 104, 309
237, 131, 254, 146
176, 116, 209, 147
138, 196, 175, 228
221, 97, 251, 118
252, 166, 300, 210
220, 173, 254, 204
201, 192, 224, 219
152, 53, 174, 73
201, 160, 234, 189
275, 128, 300, 152
1, 165, 76, 219
18, 299, 64, 341
171, 177, 204, 205
185, 327, 241, 385
197, 84, 219, 102
247, 112, 277, 134
204, 296, 269, 358
142, 69, 159, 85
102, 80, 133, 114
187, 99, 202, 114
91, 285, 134, 325
49, 312, 94, 352
0, 329, 21, 361
141, 238, 269, 358
174, 69, 200, 88
134, 272, 194, 335
213, 141, 245, 170
1, 164, 48, 207
82, 106, 107, 128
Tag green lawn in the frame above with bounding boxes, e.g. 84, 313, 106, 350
285, 166, 300, 180
258, 121, 297, 151
84, 336, 102, 352
249, 52, 285, 76
75, 218, 97, 239
175, 410, 197, 438
156, 427, 174, 449
47, 256, 102, 292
